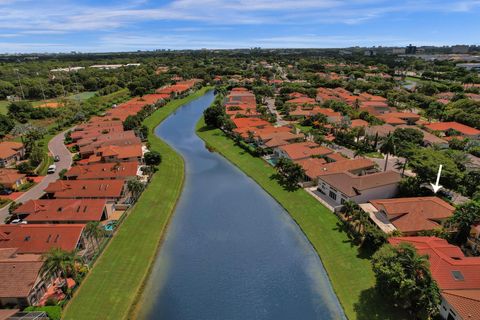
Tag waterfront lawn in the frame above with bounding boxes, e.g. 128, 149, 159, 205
63, 88, 211, 320
196, 119, 406, 320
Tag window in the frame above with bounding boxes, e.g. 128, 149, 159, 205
340, 198, 346, 205
451, 270, 464, 281
329, 190, 337, 200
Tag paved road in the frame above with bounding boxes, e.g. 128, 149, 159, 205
265, 97, 290, 126
0, 130, 73, 222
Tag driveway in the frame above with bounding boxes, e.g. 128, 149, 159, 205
0, 129, 72, 222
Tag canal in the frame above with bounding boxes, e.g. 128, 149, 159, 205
138, 90, 345, 320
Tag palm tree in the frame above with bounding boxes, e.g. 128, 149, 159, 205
342, 200, 358, 221
380, 133, 396, 172
84, 221, 105, 251
127, 178, 144, 202
41, 248, 80, 292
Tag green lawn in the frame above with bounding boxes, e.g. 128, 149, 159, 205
196, 119, 407, 320
0, 100, 8, 115
63, 87, 212, 320
68, 91, 97, 101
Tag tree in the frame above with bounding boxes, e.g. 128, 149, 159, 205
392, 128, 424, 153
123, 115, 141, 131
127, 178, 145, 201
29, 144, 44, 167
380, 133, 396, 172
41, 248, 81, 292
372, 243, 440, 319
144, 151, 162, 166
203, 104, 225, 128
463, 171, 480, 198
273, 158, 305, 190
84, 221, 105, 251
449, 200, 480, 244
0, 114, 15, 138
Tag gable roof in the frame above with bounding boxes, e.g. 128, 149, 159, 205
0, 169, 26, 185
44, 179, 125, 199
65, 162, 138, 180
318, 171, 401, 197
441, 289, 480, 320
297, 158, 376, 180
15, 199, 107, 223
0, 224, 85, 254
370, 197, 454, 233
0, 142, 23, 159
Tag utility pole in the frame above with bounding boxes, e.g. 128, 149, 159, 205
14, 69, 25, 100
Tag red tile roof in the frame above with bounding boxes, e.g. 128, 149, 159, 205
278, 142, 333, 160
286, 97, 316, 105
44, 180, 125, 199
0, 224, 85, 254
0, 169, 26, 186
388, 237, 480, 291
297, 158, 376, 180
370, 197, 454, 233
424, 122, 480, 136
350, 119, 369, 128
65, 162, 138, 180
0, 142, 23, 159
0, 248, 43, 299
441, 289, 480, 320
95, 144, 143, 160
232, 117, 270, 129
15, 199, 107, 223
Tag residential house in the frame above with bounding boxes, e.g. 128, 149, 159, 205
0, 224, 88, 256
0, 142, 25, 168
296, 157, 377, 184
317, 171, 401, 206
14, 199, 108, 224
44, 180, 126, 203
424, 122, 480, 140
232, 117, 270, 129
83, 144, 143, 164
359, 197, 455, 235
389, 237, 480, 320
64, 162, 138, 180
274, 142, 333, 161
0, 248, 45, 307
0, 169, 27, 191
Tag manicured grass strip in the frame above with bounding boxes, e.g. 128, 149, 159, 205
196, 119, 406, 320
63, 88, 211, 320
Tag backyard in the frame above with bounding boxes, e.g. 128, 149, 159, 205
63, 87, 211, 320
196, 118, 407, 320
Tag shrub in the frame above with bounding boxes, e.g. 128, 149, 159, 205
24, 306, 61, 320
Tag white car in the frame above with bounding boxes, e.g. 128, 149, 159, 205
11, 219, 27, 224
47, 164, 57, 174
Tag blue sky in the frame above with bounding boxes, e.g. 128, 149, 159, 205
0, 0, 479, 53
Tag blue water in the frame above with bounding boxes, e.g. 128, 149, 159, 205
139, 91, 345, 320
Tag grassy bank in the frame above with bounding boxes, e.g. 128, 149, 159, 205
63, 87, 211, 320
196, 118, 405, 320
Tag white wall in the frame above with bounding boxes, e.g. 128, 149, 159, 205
439, 296, 461, 320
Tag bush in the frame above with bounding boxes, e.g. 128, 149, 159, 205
144, 151, 162, 166
24, 306, 61, 320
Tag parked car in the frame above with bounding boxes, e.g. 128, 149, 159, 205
54, 155, 60, 162
0, 188, 12, 195
47, 164, 57, 174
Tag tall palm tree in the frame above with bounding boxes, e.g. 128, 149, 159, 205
342, 200, 358, 221
127, 178, 144, 202
41, 248, 80, 291
380, 133, 396, 172
84, 221, 105, 251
